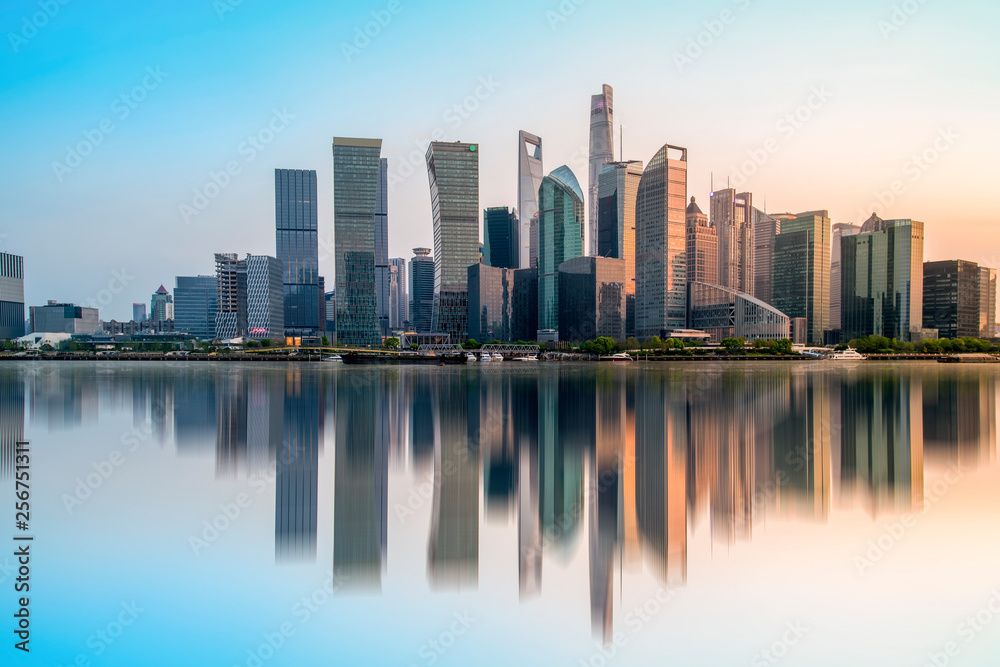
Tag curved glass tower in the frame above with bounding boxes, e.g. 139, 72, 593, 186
588, 85, 614, 257
537, 165, 584, 338
635, 144, 687, 339
518, 131, 544, 269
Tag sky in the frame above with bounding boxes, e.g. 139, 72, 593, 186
1, 0, 999, 320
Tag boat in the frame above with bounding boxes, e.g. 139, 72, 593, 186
323, 355, 343, 362
938, 354, 1000, 364
826, 349, 866, 361
491, 353, 504, 362
466, 352, 477, 363
599, 352, 633, 362
514, 355, 539, 362
479, 352, 492, 362
341, 352, 468, 365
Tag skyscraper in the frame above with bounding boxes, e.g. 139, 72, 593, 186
923, 259, 983, 339
588, 84, 614, 257
174, 276, 218, 339
537, 165, 585, 338
245, 254, 284, 340
980, 267, 997, 339
483, 207, 519, 269
132, 303, 147, 323
151, 285, 173, 323
771, 210, 831, 345
711, 188, 754, 294
426, 141, 480, 341
0, 252, 25, 339
275, 168, 320, 339
558, 256, 626, 342
215, 253, 247, 340
389, 257, 407, 329
518, 131, 544, 269
333, 137, 383, 347
597, 160, 643, 335
409, 248, 435, 334
841, 215, 924, 342
635, 144, 688, 339
685, 197, 718, 286
374, 157, 390, 337
831, 223, 862, 330
752, 209, 780, 304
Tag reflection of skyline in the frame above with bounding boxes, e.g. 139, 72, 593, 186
2, 363, 998, 641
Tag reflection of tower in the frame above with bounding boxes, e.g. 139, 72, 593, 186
247, 371, 283, 477
636, 374, 687, 586
538, 373, 585, 558
0, 370, 24, 480
275, 370, 319, 562
515, 373, 541, 598
842, 371, 924, 516
772, 373, 831, 520
428, 373, 479, 588
216, 374, 248, 477
409, 369, 436, 468
923, 369, 996, 469
333, 370, 387, 586
480, 373, 517, 522
590, 370, 620, 643
174, 371, 217, 456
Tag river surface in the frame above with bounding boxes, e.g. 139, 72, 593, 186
1, 361, 999, 666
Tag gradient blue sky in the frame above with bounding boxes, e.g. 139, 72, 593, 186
2, 0, 998, 320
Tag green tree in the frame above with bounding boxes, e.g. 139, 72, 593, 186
722, 337, 747, 353
645, 336, 662, 351
385, 337, 400, 350
260, 339, 272, 348
245, 340, 260, 348
320, 336, 329, 347
463, 339, 480, 350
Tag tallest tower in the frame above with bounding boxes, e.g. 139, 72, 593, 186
588, 84, 614, 257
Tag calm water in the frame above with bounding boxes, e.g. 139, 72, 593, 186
1, 361, 999, 666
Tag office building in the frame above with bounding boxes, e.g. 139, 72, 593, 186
687, 282, 790, 343
588, 84, 614, 257
409, 248, 435, 334
752, 209, 780, 304
29, 301, 99, 334
484, 207, 519, 269
333, 138, 383, 346
771, 210, 831, 345
558, 256, 626, 342
324, 290, 335, 336
151, 285, 173, 323
374, 157, 390, 337
711, 188, 754, 293
245, 255, 284, 339
923, 260, 994, 340
467, 264, 535, 343
174, 276, 218, 339
685, 197, 718, 285
980, 267, 997, 338
317, 276, 327, 337
635, 144, 688, 339
426, 141, 480, 341
597, 160, 643, 335
215, 253, 247, 340
831, 223, 862, 330
537, 165, 585, 338
518, 131, 544, 269
841, 215, 924, 342
388, 259, 405, 330
133, 303, 147, 323
275, 168, 320, 338
0, 252, 25, 339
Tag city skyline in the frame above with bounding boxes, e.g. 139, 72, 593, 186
4, 1, 997, 319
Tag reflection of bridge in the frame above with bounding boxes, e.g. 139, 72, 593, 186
480, 344, 540, 354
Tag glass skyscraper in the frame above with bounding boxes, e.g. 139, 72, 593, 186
557, 256, 626, 342
588, 84, 614, 257
923, 260, 980, 339
635, 144, 687, 339
0, 252, 25, 339
174, 275, 218, 339
374, 158, 390, 337
537, 165, 585, 337
333, 137, 383, 347
409, 248, 435, 334
752, 209, 780, 304
685, 197, 718, 286
771, 210, 831, 345
245, 254, 285, 340
830, 222, 861, 330
597, 160, 643, 335
483, 206, 519, 269
426, 141, 479, 341
518, 131, 543, 269
389, 257, 407, 329
710, 188, 754, 294
275, 168, 320, 339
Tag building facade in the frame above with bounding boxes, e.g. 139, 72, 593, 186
215, 253, 247, 340
133, 303, 147, 323
151, 285, 173, 323
275, 168, 320, 338
710, 188, 754, 294
831, 223, 862, 330
635, 144, 688, 339
558, 256, 626, 343
483, 207, 519, 269
841, 215, 924, 342
518, 131, 544, 269
389, 258, 407, 330
246, 255, 284, 340
409, 248, 435, 334
685, 197, 718, 286
333, 138, 383, 347
0, 252, 25, 339
426, 141, 480, 341
752, 209, 780, 304
980, 267, 997, 339
923, 260, 991, 339
771, 210, 831, 345
537, 165, 585, 338
374, 158, 390, 337
597, 160, 643, 335
29, 301, 99, 334
588, 84, 614, 257
688, 282, 790, 343
174, 275, 218, 339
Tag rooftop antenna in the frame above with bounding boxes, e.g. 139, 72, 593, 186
711, 172, 714, 194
